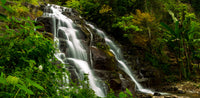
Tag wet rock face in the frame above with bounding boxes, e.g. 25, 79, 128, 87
36, 17, 54, 33
91, 47, 116, 70
59, 39, 68, 53
36, 4, 137, 95
141, 66, 162, 87
62, 9, 81, 24
110, 79, 122, 90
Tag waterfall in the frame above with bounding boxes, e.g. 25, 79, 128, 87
42, 4, 106, 97
40, 3, 156, 97
87, 23, 154, 94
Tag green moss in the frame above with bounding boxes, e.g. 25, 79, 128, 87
104, 49, 116, 70
96, 42, 110, 50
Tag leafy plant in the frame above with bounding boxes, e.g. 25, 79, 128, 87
0, 72, 46, 97
161, 17, 200, 79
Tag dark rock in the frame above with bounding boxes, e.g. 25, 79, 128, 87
136, 93, 152, 98
177, 89, 186, 94
109, 79, 122, 90
36, 17, 54, 33
59, 39, 68, 53
62, 9, 81, 24
58, 29, 68, 39
91, 47, 116, 70
154, 92, 161, 96
68, 68, 80, 83
139, 66, 163, 87
94, 70, 118, 80
164, 96, 172, 98
170, 87, 178, 91
40, 4, 45, 11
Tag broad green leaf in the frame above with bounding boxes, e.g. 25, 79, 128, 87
126, 88, 132, 96
188, 21, 195, 34
64, 96, 70, 98
18, 79, 26, 86
26, 78, 44, 91
6, 75, 19, 85
1, 0, 6, 5
175, 21, 180, 38
0, 92, 14, 97
119, 92, 127, 98
123, 34, 128, 37
0, 72, 3, 77
2, 5, 11, 12
35, 26, 43, 29
194, 39, 200, 42
9, 42, 14, 47
16, 84, 34, 95
0, 77, 7, 84
160, 22, 176, 36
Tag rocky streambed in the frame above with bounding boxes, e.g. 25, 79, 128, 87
137, 81, 200, 98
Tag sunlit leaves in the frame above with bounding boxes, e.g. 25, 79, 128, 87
6, 75, 19, 85
113, 15, 141, 32
0, 77, 7, 85
25, 78, 45, 91
126, 88, 133, 96
99, 4, 112, 14
66, 0, 80, 10
16, 84, 34, 95
132, 9, 156, 27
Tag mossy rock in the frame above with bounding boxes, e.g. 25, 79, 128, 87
91, 46, 116, 71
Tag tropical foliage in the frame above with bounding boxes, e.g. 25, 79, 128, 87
1, 0, 200, 97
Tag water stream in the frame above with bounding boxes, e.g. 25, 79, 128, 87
87, 23, 154, 94
42, 4, 155, 97
42, 4, 106, 97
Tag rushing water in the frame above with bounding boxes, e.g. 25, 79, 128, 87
87, 23, 154, 94
41, 3, 155, 97
42, 4, 106, 97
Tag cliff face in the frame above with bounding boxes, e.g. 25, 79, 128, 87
36, 4, 136, 94
35, 3, 165, 94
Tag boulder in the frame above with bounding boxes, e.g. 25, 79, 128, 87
91, 46, 116, 71
109, 79, 122, 90
153, 92, 161, 96
177, 89, 186, 94
59, 39, 68, 53
36, 17, 55, 33
94, 70, 118, 80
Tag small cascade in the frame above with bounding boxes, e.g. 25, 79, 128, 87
87, 27, 94, 67
42, 4, 106, 97
87, 23, 154, 94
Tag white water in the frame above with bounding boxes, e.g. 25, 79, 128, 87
87, 23, 154, 94
42, 4, 106, 97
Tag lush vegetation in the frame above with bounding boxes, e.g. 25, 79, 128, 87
0, 0, 134, 97
60, 0, 200, 81
1, 0, 200, 97
0, 0, 97, 97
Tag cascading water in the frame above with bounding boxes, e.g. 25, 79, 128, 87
42, 4, 106, 97
87, 23, 154, 94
